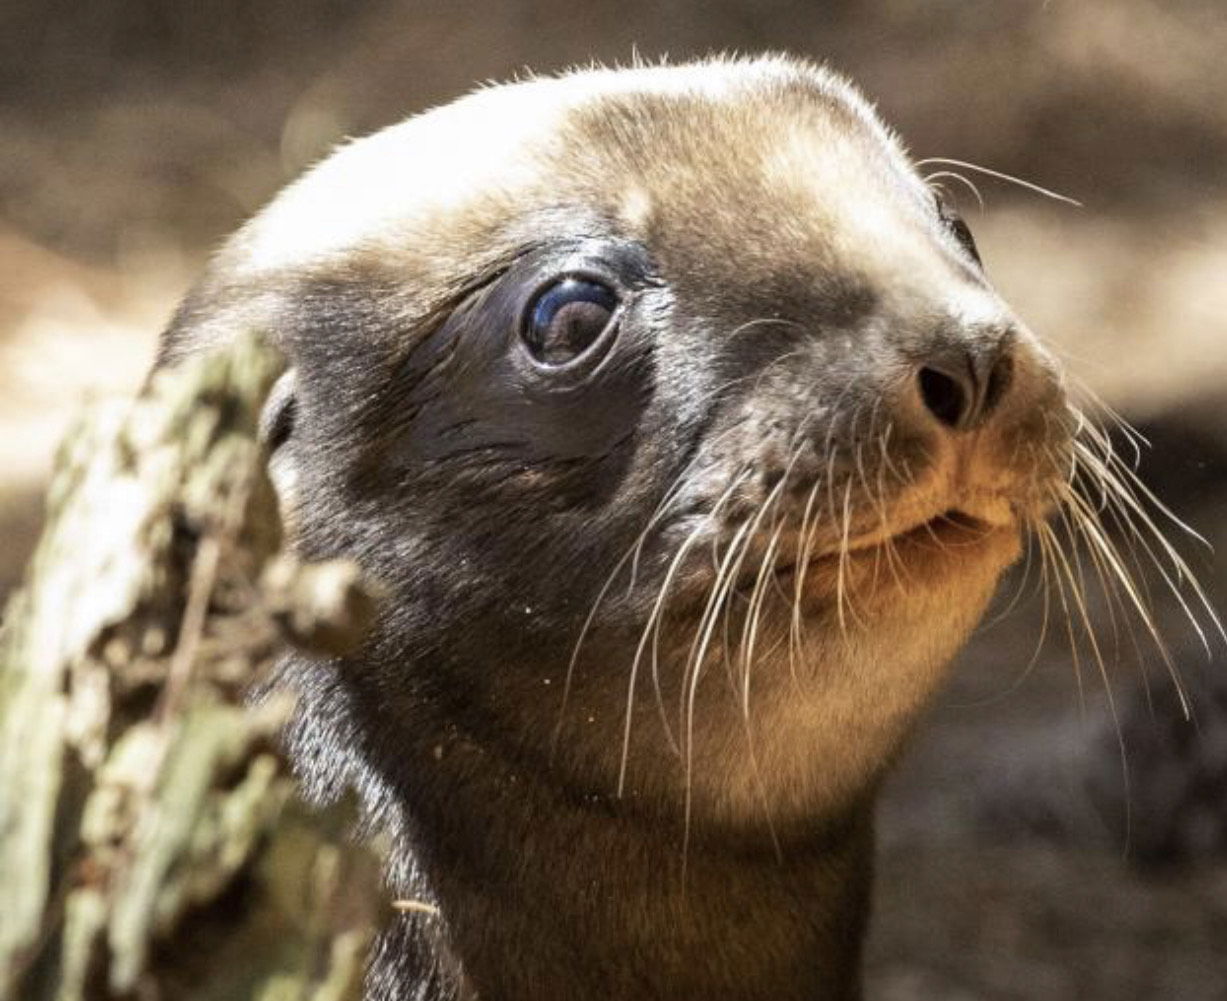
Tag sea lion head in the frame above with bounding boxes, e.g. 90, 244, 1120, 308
161, 55, 1073, 835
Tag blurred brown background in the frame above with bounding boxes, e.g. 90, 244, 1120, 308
2, 2, 1225, 998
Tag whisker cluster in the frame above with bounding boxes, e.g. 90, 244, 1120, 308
558, 361, 1223, 868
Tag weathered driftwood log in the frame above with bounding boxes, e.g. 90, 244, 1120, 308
0, 336, 384, 1001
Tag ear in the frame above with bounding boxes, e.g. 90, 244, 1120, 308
260, 368, 300, 529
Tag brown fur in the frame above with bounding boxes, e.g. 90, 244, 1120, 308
158, 55, 1071, 1000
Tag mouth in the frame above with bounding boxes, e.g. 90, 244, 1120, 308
770, 504, 1013, 582
847, 507, 996, 554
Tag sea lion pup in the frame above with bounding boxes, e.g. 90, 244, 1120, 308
159, 56, 1073, 1000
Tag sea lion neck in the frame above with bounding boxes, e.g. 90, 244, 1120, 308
368, 693, 875, 1001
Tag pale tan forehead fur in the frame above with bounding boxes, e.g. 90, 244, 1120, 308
229, 53, 959, 309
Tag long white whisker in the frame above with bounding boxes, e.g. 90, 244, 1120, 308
914, 156, 1082, 207
924, 170, 985, 210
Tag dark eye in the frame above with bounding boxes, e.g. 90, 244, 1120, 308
522, 277, 619, 366
934, 193, 982, 267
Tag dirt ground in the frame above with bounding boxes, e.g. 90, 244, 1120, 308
2, 2, 1225, 997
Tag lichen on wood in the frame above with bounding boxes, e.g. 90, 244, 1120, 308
0, 334, 384, 1001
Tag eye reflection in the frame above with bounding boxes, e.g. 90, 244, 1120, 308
523, 278, 619, 366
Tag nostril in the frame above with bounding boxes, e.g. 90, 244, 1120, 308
983, 351, 1014, 416
918, 365, 968, 429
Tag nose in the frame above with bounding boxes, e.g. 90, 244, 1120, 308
916, 341, 1014, 432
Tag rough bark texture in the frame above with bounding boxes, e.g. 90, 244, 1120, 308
0, 335, 385, 1001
